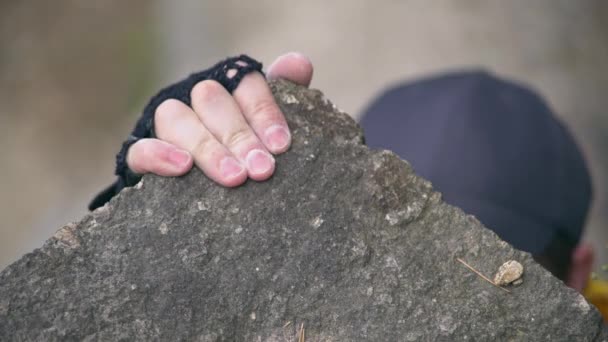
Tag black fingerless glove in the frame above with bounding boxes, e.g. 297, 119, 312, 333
89, 54, 263, 211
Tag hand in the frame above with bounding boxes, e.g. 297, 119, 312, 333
125, 52, 313, 187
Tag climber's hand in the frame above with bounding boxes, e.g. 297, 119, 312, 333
127, 52, 313, 186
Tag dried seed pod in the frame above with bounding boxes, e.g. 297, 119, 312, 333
493, 260, 524, 286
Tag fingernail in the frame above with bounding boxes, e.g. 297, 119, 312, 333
265, 124, 291, 152
246, 149, 275, 176
220, 157, 245, 179
168, 149, 191, 168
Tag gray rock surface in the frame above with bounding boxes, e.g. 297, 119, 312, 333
1, 80, 606, 341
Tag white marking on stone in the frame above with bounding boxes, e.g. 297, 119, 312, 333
311, 216, 324, 228
373, 158, 383, 171
385, 256, 399, 269
385, 213, 399, 225
282, 94, 299, 104
250, 312, 256, 320
197, 201, 209, 211
575, 293, 591, 313
134, 179, 143, 189
235, 226, 243, 234
385, 208, 414, 226
158, 223, 169, 235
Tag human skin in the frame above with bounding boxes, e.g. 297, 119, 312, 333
126, 52, 313, 186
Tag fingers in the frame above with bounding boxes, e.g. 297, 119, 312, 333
190, 80, 276, 181
126, 138, 193, 177
139, 53, 313, 187
267, 52, 314, 87
154, 99, 248, 187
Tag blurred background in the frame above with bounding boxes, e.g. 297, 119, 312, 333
1, 1, 606, 277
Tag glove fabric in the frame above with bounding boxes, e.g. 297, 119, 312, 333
89, 55, 263, 210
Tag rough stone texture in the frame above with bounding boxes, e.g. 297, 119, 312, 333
1, 80, 606, 341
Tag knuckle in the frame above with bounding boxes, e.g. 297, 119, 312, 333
192, 134, 215, 157
129, 140, 147, 159
155, 99, 184, 125
191, 80, 224, 104
127, 140, 152, 172
225, 127, 254, 149
248, 98, 281, 119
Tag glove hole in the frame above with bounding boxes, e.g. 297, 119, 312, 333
227, 68, 238, 79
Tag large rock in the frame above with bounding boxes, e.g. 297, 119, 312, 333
1, 80, 606, 341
